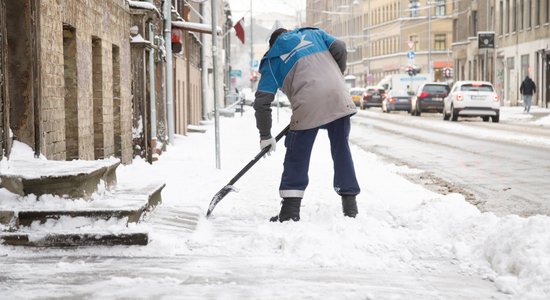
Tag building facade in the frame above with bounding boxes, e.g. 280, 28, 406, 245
452, 0, 497, 96
0, 0, 220, 163
1, 0, 133, 163
495, 0, 550, 107
306, 0, 453, 87
172, 0, 206, 136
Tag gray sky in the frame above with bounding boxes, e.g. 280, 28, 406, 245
227, 0, 305, 21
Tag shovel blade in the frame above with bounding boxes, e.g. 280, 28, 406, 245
206, 185, 236, 218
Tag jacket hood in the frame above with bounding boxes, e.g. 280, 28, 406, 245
264, 27, 320, 59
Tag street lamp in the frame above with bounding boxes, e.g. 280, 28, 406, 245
427, 0, 432, 76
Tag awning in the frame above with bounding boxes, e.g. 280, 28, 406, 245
433, 61, 453, 69
172, 21, 222, 36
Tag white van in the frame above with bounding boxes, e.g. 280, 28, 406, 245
378, 73, 433, 96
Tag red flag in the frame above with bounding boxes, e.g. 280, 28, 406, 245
234, 17, 245, 44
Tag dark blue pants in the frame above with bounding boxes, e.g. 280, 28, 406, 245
279, 115, 360, 198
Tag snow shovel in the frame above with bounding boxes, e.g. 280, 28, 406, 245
206, 124, 290, 218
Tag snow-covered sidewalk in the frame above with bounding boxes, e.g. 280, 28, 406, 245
499, 105, 550, 126
1, 108, 549, 299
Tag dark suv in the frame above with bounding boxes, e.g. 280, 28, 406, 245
361, 86, 385, 109
410, 82, 450, 116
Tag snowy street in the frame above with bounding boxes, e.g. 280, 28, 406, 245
351, 107, 550, 216
1, 108, 550, 299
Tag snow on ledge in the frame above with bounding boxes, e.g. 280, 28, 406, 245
172, 21, 222, 36
130, 34, 151, 45
127, 0, 161, 16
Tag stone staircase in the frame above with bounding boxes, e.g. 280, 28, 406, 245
0, 158, 165, 247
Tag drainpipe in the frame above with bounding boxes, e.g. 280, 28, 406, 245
200, 3, 210, 120
163, 0, 174, 143
212, 1, 221, 169
146, 2, 157, 145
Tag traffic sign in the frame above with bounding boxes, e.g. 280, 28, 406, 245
407, 41, 414, 49
478, 31, 495, 49
407, 51, 416, 59
230, 69, 242, 77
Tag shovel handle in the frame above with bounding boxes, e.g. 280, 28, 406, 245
227, 124, 290, 186
206, 124, 291, 218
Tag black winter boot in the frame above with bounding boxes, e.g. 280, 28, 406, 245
270, 197, 301, 222
342, 195, 358, 218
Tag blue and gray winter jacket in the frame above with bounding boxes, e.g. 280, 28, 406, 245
253, 27, 356, 139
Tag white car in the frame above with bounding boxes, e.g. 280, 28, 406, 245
443, 81, 500, 122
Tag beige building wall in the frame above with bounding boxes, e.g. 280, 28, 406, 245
174, 58, 188, 135
306, 0, 453, 86
451, 0, 495, 88
495, 0, 550, 107
368, 0, 402, 84
173, 31, 203, 135
188, 66, 202, 126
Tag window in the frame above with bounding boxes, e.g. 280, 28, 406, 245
471, 10, 478, 36
512, 0, 517, 31
546, 0, 549, 23
460, 84, 494, 92
409, 34, 419, 51
409, 0, 420, 17
535, 0, 541, 26
453, 19, 458, 42
520, 0, 524, 30
506, 0, 510, 32
521, 54, 529, 77
499, 1, 504, 34
507, 57, 515, 69
527, 0, 533, 28
434, 34, 446, 50
435, 0, 446, 16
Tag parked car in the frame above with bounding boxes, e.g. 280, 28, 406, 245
361, 86, 385, 109
350, 87, 366, 108
443, 81, 500, 122
382, 89, 412, 113
410, 82, 450, 116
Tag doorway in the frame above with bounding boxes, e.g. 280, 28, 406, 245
5, 0, 40, 154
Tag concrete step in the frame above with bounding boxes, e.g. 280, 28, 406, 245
0, 158, 120, 199
0, 182, 165, 229
0, 231, 148, 247
187, 124, 208, 133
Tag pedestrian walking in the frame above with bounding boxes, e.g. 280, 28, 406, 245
520, 75, 536, 113
253, 27, 360, 222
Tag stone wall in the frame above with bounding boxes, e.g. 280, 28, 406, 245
39, 0, 132, 163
